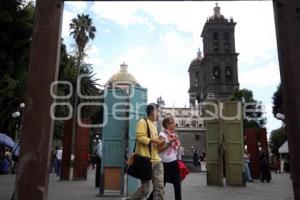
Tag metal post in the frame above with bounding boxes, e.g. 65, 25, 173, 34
14, 0, 64, 199
273, 0, 300, 199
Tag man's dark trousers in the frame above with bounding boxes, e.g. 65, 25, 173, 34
95, 156, 101, 187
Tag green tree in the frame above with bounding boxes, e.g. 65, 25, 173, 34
69, 14, 96, 114
269, 127, 287, 158
231, 88, 266, 128
0, 0, 34, 138
69, 14, 97, 152
53, 42, 102, 140
272, 83, 284, 122
270, 83, 286, 158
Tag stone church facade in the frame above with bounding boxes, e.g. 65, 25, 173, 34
160, 107, 206, 158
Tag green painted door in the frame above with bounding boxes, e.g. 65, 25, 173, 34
205, 101, 244, 186
206, 119, 223, 186
222, 102, 245, 186
205, 102, 223, 186
101, 87, 127, 194
127, 86, 147, 194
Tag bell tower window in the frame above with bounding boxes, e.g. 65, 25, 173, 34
224, 32, 229, 40
213, 42, 219, 52
225, 66, 232, 80
213, 32, 219, 40
213, 66, 220, 80
224, 42, 230, 52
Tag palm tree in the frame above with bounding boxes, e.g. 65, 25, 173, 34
70, 14, 96, 60
69, 14, 96, 163
53, 42, 102, 141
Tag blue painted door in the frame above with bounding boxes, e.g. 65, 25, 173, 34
127, 86, 147, 194
101, 87, 127, 194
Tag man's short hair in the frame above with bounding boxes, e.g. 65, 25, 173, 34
146, 103, 159, 116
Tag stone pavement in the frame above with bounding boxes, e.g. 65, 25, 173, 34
0, 170, 293, 200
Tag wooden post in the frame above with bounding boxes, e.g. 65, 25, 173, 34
61, 120, 72, 180
273, 0, 300, 199
14, 0, 64, 199
245, 128, 260, 179
73, 119, 91, 180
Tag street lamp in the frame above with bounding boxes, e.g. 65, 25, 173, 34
276, 113, 285, 120
12, 111, 20, 118
12, 102, 25, 142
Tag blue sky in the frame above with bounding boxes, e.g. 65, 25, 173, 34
61, 1, 282, 133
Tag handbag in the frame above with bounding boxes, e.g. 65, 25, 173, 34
127, 118, 152, 181
177, 160, 190, 180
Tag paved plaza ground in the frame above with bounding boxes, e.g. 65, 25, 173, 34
0, 170, 293, 200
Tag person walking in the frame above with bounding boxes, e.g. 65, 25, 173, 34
148, 116, 182, 200
259, 150, 271, 182
122, 103, 165, 200
55, 146, 62, 177
193, 149, 200, 167
244, 151, 253, 182
94, 139, 102, 187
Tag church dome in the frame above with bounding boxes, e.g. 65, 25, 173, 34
107, 62, 140, 86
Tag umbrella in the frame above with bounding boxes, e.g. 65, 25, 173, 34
12, 143, 20, 156
0, 133, 15, 149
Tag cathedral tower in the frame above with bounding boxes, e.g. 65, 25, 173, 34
188, 3, 239, 106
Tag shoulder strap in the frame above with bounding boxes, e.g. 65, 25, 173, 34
144, 118, 152, 156
133, 118, 152, 156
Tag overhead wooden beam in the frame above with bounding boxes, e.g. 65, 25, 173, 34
63, 0, 271, 1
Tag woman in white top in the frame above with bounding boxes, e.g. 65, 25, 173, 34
147, 116, 182, 200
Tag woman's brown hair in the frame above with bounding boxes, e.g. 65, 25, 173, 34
162, 116, 175, 129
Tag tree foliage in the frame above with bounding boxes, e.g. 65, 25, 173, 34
0, 0, 34, 137
231, 88, 267, 128
69, 14, 96, 55
269, 127, 287, 158
0, 3, 102, 141
272, 83, 284, 121
53, 42, 103, 140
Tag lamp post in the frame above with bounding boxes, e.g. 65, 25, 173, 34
12, 102, 25, 142
156, 96, 165, 132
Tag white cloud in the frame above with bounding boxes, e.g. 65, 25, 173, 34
62, 10, 74, 38
91, 2, 145, 28
65, 2, 88, 14
159, 31, 198, 66
93, 45, 151, 85
263, 103, 283, 133
240, 63, 280, 88
85, 45, 104, 66
103, 29, 111, 33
